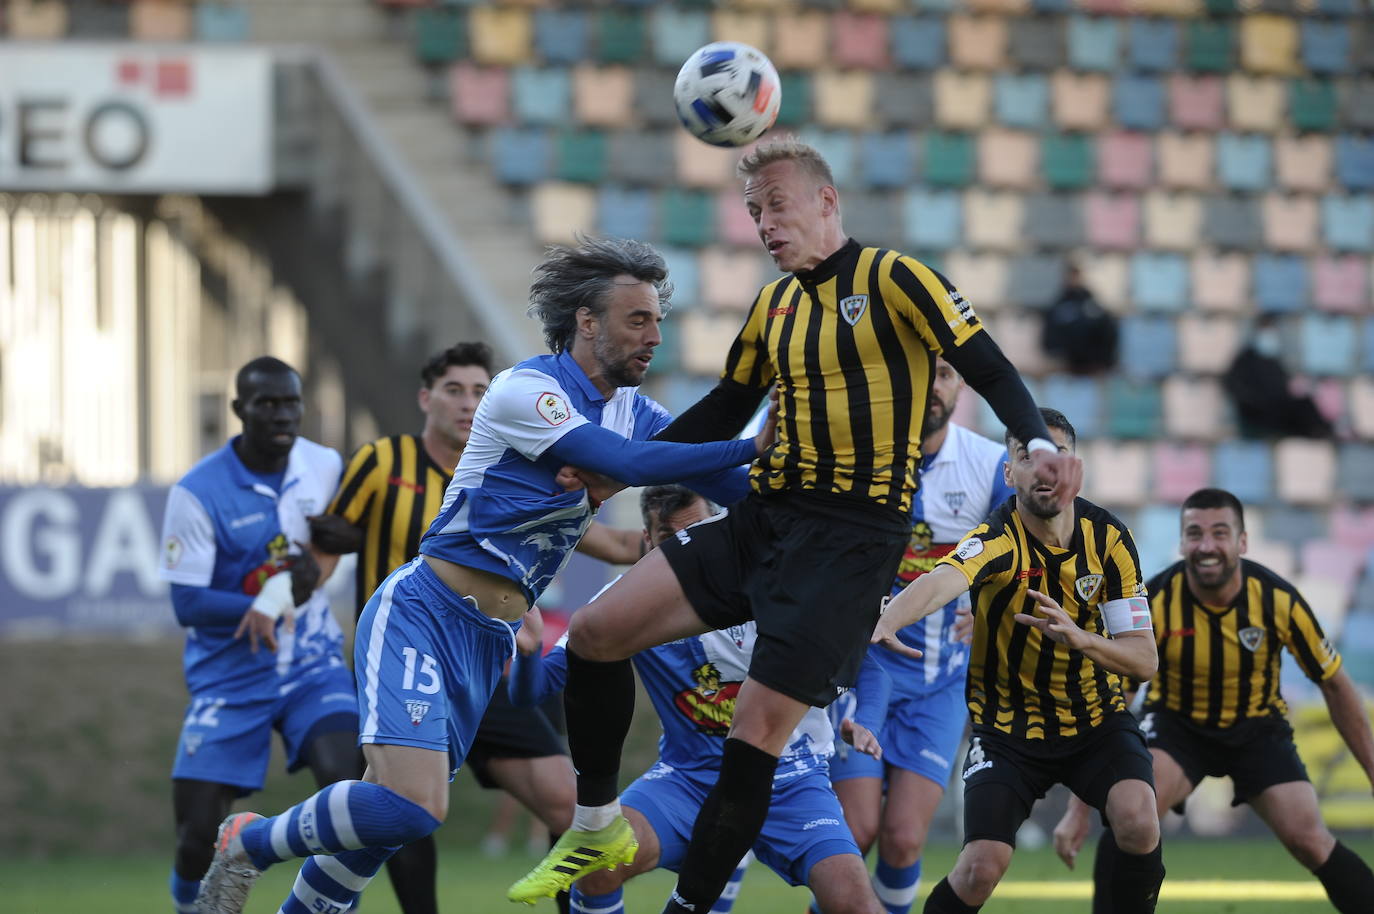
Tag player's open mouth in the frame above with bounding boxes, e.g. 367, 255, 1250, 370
1194, 557, 1222, 568
767, 240, 786, 255
636, 354, 653, 366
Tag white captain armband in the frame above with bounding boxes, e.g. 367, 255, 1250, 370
249, 572, 295, 621
1102, 596, 1153, 635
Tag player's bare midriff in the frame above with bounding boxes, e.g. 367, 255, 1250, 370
423, 555, 529, 622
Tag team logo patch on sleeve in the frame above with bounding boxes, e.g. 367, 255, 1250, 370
1239, 627, 1264, 652
164, 536, 183, 569
1074, 574, 1104, 602
536, 392, 572, 426
955, 538, 984, 561
839, 294, 869, 326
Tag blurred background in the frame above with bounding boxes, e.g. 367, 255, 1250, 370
1, 0, 1371, 888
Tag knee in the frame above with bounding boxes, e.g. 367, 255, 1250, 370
1281, 826, 1334, 870
878, 820, 926, 868
1111, 808, 1160, 856
951, 850, 1009, 904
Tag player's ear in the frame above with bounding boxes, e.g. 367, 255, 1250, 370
230, 398, 245, 421
819, 184, 838, 217
575, 306, 597, 339
1238, 528, 1248, 556
417, 385, 432, 413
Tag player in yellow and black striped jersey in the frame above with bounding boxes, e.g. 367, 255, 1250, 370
1054, 488, 1374, 914
876, 408, 1164, 914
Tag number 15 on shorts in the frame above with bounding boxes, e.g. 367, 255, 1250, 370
401, 647, 441, 694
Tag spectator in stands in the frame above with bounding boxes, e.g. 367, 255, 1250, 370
1223, 314, 1333, 439
1040, 262, 1119, 376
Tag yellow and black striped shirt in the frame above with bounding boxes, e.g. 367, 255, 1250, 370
327, 434, 452, 617
723, 239, 983, 515
1143, 559, 1342, 728
938, 497, 1146, 740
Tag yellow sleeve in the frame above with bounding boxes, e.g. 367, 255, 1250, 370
1103, 527, 1147, 603
327, 441, 384, 525
721, 283, 779, 389
936, 522, 1016, 588
1283, 590, 1343, 683
878, 254, 985, 356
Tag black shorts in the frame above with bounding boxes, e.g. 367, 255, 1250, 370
1140, 707, 1309, 808
464, 676, 567, 790
961, 713, 1155, 847
659, 491, 908, 708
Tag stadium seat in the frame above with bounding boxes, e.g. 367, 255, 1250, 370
1136, 0, 1198, 19
1332, 506, 1374, 555
1137, 505, 1185, 576
773, 10, 828, 70
834, 11, 890, 69
414, 6, 466, 65
5, 0, 69, 36
1316, 377, 1347, 427
1274, 135, 1332, 193
1211, 441, 1274, 506
470, 6, 532, 66
1185, 20, 1234, 73
608, 130, 671, 186
1080, 253, 1130, 314
629, 68, 678, 127
798, 129, 854, 187
815, 70, 875, 129
964, 190, 1023, 250
1084, 192, 1140, 250
934, 71, 992, 130
1262, 193, 1318, 252
1084, 441, 1149, 508
1346, 378, 1374, 444
1098, 131, 1154, 190
1338, 443, 1374, 501
1363, 321, 1374, 374
993, 73, 1049, 130
1163, 376, 1227, 440
1256, 504, 1330, 548
965, 0, 1031, 13
948, 14, 1008, 70
843, 191, 902, 248
1031, 0, 1074, 13
1289, 79, 1338, 133
532, 182, 596, 244
708, 10, 768, 54
1067, 16, 1120, 71
1335, 135, 1374, 191
490, 127, 551, 185
1118, 317, 1177, 380
1114, 75, 1166, 131
1177, 314, 1241, 374
534, 10, 588, 65
1276, 439, 1336, 505
875, 73, 935, 128
573, 65, 633, 128
1313, 254, 1369, 312
194, 3, 248, 42
943, 251, 1008, 312
858, 132, 915, 189
716, 189, 759, 247
1041, 375, 1103, 438
1128, 17, 1180, 72
1025, 193, 1083, 249
1144, 192, 1202, 251
130, 0, 191, 40
449, 64, 510, 126
1344, 80, 1374, 132
647, 7, 707, 68
983, 312, 1048, 375
673, 131, 734, 188
1216, 133, 1272, 191
774, 72, 813, 127
1153, 443, 1212, 504
555, 130, 608, 184
978, 127, 1038, 189
595, 8, 642, 65
1106, 377, 1164, 438
889, 16, 947, 70
1300, 540, 1367, 591
661, 189, 714, 248
924, 132, 976, 188
1299, 314, 1357, 376
1157, 133, 1214, 190
1192, 252, 1250, 312
1241, 14, 1300, 75
1168, 75, 1224, 130
659, 246, 700, 309
699, 248, 763, 312
597, 186, 655, 241
1131, 252, 1189, 310
1321, 194, 1374, 252
902, 190, 962, 251
1227, 75, 1284, 132
512, 67, 570, 125
1007, 253, 1064, 308
681, 313, 745, 374
1042, 133, 1094, 190
1008, 15, 1063, 70
1051, 71, 1110, 131
1253, 254, 1309, 311
1202, 194, 1262, 250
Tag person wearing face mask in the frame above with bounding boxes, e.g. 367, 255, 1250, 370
1052, 487, 1374, 914
1222, 313, 1333, 439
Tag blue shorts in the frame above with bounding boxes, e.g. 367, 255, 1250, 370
355, 558, 518, 776
621, 762, 858, 887
829, 677, 967, 788
172, 661, 357, 795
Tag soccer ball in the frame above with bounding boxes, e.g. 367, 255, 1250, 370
673, 42, 781, 148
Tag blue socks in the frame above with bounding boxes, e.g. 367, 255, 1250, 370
570, 886, 625, 914
279, 846, 398, 914
239, 780, 441, 870
169, 868, 200, 914
875, 857, 922, 914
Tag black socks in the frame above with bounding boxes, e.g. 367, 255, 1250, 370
924, 877, 982, 914
564, 648, 636, 807
1313, 840, 1374, 914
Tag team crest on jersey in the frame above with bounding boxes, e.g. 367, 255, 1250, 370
674, 662, 741, 735
405, 700, 432, 725
1239, 627, 1264, 652
945, 491, 967, 515
536, 392, 571, 426
839, 295, 869, 326
1074, 574, 1104, 602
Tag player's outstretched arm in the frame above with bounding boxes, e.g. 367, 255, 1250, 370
546, 423, 758, 488
1014, 590, 1158, 681
873, 565, 969, 655
1319, 669, 1374, 795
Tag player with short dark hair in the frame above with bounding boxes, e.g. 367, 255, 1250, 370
1053, 487, 1374, 914
512, 138, 1080, 914
876, 408, 1165, 914
160, 357, 356, 914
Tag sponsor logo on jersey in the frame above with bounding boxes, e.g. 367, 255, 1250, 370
241, 533, 291, 595
388, 475, 424, 494
1075, 574, 1104, 602
405, 699, 432, 725
1239, 626, 1264, 652
946, 290, 976, 324
920, 747, 951, 770
673, 662, 741, 734
963, 759, 993, 779
839, 294, 868, 326
955, 537, 984, 561
535, 392, 572, 426
1016, 568, 1044, 580
229, 511, 267, 529
164, 535, 184, 569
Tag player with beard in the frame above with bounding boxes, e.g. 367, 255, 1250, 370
1052, 487, 1374, 914
818, 357, 1011, 914
875, 408, 1165, 914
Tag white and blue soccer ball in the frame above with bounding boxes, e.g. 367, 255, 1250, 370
673, 42, 782, 148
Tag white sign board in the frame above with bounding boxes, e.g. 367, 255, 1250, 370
0, 44, 273, 194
